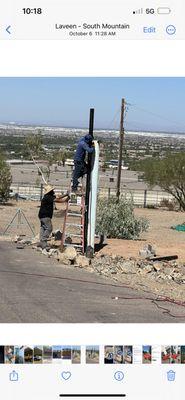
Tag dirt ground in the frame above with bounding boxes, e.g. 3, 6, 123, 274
99, 208, 185, 263
0, 200, 66, 238
1, 201, 185, 262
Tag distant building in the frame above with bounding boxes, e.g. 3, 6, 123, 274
65, 158, 74, 166
6, 159, 34, 165
107, 159, 128, 170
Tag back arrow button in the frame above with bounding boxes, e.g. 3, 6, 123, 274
6, 25, 11, 34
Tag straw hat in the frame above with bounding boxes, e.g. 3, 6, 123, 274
44, 184, 55, 195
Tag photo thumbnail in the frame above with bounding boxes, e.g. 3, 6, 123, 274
86, 346, 99, 364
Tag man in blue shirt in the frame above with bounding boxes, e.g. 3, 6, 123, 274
72, 134, 94, 192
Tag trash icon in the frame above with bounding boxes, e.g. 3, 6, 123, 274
167, 370, 176, 381
9, 370, 19, 382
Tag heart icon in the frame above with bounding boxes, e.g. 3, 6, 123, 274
61, 371, 72, 380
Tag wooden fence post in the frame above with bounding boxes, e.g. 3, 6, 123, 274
144, 189, 147, 208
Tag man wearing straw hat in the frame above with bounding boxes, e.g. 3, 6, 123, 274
38, 184, 69, 250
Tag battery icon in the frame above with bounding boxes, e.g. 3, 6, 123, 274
157, 7, 171, 14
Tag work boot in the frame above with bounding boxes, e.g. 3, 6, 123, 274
37, 241, 49, 250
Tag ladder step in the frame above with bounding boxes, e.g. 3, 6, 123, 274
67, 213, 82, 217
68, 203, 82, 206
65, 233, 82, 238
64, 244, 83, 248
70, 192, 83, 196
66, 223, 82, 228
61, 181, 85, 254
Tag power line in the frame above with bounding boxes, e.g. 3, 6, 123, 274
104, 102, 130, 131
105, 107, 120, 130
129, 103, 185, 131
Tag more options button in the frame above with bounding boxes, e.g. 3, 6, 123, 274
166, 25, 176, 35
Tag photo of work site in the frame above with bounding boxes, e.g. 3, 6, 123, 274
2, 344, 185, 365
2, 345, 81, 364
1, 77, 185, 323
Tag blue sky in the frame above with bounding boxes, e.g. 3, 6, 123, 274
52, 346, 61, 351
0, 77, 185, 132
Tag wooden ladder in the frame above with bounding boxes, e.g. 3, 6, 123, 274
61, 184, 85, 254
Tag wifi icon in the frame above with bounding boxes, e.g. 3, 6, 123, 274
133, 8, 143, 14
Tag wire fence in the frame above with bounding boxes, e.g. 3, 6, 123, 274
10, 183, 173, 208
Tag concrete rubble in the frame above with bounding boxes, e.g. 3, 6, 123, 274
13, 234, 35, 245
14, 237, 185, 301
75, 254, 90, 268
91, 254, 185, 285
32, 241, 91, 268
139, 244, 156, 259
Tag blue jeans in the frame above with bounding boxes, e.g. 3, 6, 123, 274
72, 161, 88, 190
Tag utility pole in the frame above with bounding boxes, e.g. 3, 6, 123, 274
116, 98, 125, 200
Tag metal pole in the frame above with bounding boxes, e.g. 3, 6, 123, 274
144, 189, 147, 208
84, 108, 94, 255
116, 98, 125, 200
3, 209, 19, 235
89, 108, 94, 137
21, 209, 35, 236
40, 183, 43, 201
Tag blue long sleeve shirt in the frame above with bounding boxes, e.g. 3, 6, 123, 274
74, 137, 94, 162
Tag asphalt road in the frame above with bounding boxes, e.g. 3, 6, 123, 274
0, 241, 184, 323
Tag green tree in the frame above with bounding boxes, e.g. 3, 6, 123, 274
135, 152, 185, 210
23, 133, 44, 159
40, 165, 51, 181
0, 154, 12, 202
53, 149, 68, 166
60, 150, 68, 167
57, 150, 68, 167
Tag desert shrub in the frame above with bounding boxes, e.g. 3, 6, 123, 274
160, 198, 178, 211
96, 196, 149, 239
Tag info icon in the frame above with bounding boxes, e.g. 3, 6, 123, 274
114, 371, 124, 381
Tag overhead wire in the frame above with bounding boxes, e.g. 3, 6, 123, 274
103, 101, 130, 132
128, 103, 185, 132
105, 107, 120, 131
